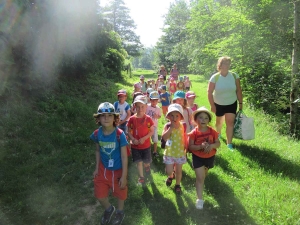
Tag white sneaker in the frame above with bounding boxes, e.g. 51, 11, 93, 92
195, 199, 204, 209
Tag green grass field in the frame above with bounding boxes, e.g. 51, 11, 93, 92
0, 70, 299, 225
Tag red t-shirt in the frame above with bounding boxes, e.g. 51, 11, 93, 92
188, 127, 219, 158
127, 115, 154, 149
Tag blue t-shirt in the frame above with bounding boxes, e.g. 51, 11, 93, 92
90, 127, 128, 170
160, 92, 171, 106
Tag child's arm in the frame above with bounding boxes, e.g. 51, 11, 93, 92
119, 145, 128, 189
188, 135, 203, 151
204, 138, 221, 153
138, 126, 154, 144
93, 144, 100, 177
162, 124, 173, 141
127, 125, 139, 145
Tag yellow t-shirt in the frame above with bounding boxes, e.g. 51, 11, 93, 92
164, 123, 185, 158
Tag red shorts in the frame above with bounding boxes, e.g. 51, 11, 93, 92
94, 163, 127, 200
162, 106, 168, 115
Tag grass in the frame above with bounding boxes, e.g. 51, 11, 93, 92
0, 70, 300, 225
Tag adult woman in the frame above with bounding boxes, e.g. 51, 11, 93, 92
170, 63, 179, 81
207, 56, 243, 150
158, 65, 168, 81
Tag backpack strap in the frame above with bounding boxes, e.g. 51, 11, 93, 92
116, 128, 131, 156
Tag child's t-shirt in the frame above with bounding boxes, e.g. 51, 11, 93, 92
90, 127, 128, 170
184, 80, 191, 87
169, 82, 177, 93
140, 82, 147, 93
160, 92, 171, 106
177, 81, 185, 90
146, 104, 161, 127
114, 101, 130, 121
190, 103, 198, 112
164, 123, 185, 158
127, 115, 154, 149
188, 126, 219, 158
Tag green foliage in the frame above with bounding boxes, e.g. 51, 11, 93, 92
101, 0, 142, 57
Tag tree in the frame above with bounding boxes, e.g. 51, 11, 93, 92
101, 0, 142, 57
290, 0, 300, 136
156, 0, 190, 72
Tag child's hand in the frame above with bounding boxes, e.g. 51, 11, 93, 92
139, 137, 146, 144
132, 139, 139, 145
93, 169, 98, 178
203, 143, 212, 153
119, 176, 127, 189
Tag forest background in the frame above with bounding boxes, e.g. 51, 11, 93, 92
0, 0, 300, 224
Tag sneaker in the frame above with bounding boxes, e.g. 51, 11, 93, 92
196, 199, 204, 209
137, 177, 145, 186
101, 205, 115, 225
111, 211, 125, 225
227, 144, 234, 150
174, 184, 182, 194
152, 152, 159, 158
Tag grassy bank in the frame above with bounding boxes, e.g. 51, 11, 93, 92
0, 70, 299, 225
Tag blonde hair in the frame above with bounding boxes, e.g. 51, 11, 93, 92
172, 98, 188, 109
217, 56, 231, 71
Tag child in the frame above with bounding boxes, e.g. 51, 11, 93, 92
184, 76, 192, 91
133, 82, 142, 96
176, 77, 185, 91
170, 63, 179, 81
172, 91, 193, 133
146, 91, 162, 157
90, 102, 128, 225
139, 75, 148, 95
161, 103, 187, 194
166, 77, 171, 91
127, 95, 154, 185
130, 92, 143, 116
114, 90, 131, 134
169, 77, 177, 98
188, 106, 220, 209
159, 85, 171, 118
186, 91, 198, 112
146, 88, 154, 103
155, 75, 165, 92
147, 80, 152, 89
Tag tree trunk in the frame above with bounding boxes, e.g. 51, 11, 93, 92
290, 0, 300, 136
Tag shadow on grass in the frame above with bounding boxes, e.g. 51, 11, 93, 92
181, 172, 257, 225
216, 155, 243, 179
236, 143, 300, 182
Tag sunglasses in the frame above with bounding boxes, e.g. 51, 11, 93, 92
98, 108, 115, 113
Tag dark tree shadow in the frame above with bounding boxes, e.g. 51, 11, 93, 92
236, 143, 300, 182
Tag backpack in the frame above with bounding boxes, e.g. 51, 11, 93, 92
161, 122, 187, 149
94, 128, 130, 156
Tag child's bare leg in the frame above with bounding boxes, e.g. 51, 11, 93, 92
117, 199, 125, 211
153, 143, 157, 153
195, 166, 206, 200
137, 161, 144, 177
165, 164, 174, 177
98, 197, 111, 210
174, 164, 183, 185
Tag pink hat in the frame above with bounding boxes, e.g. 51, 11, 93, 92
185, 91, 196, 98
159, 75, 164, 79
134, 82, 141, 89
117, 90, 127, 96
170, 77, 174, 81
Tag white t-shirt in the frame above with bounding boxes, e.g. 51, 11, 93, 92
209, 72, 239, 105
146, 104, 161, 127
114, 101, 130, 121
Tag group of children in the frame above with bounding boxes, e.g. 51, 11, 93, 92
89, 76, 220, 225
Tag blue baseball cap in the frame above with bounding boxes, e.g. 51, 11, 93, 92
173, 91, 186, 100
